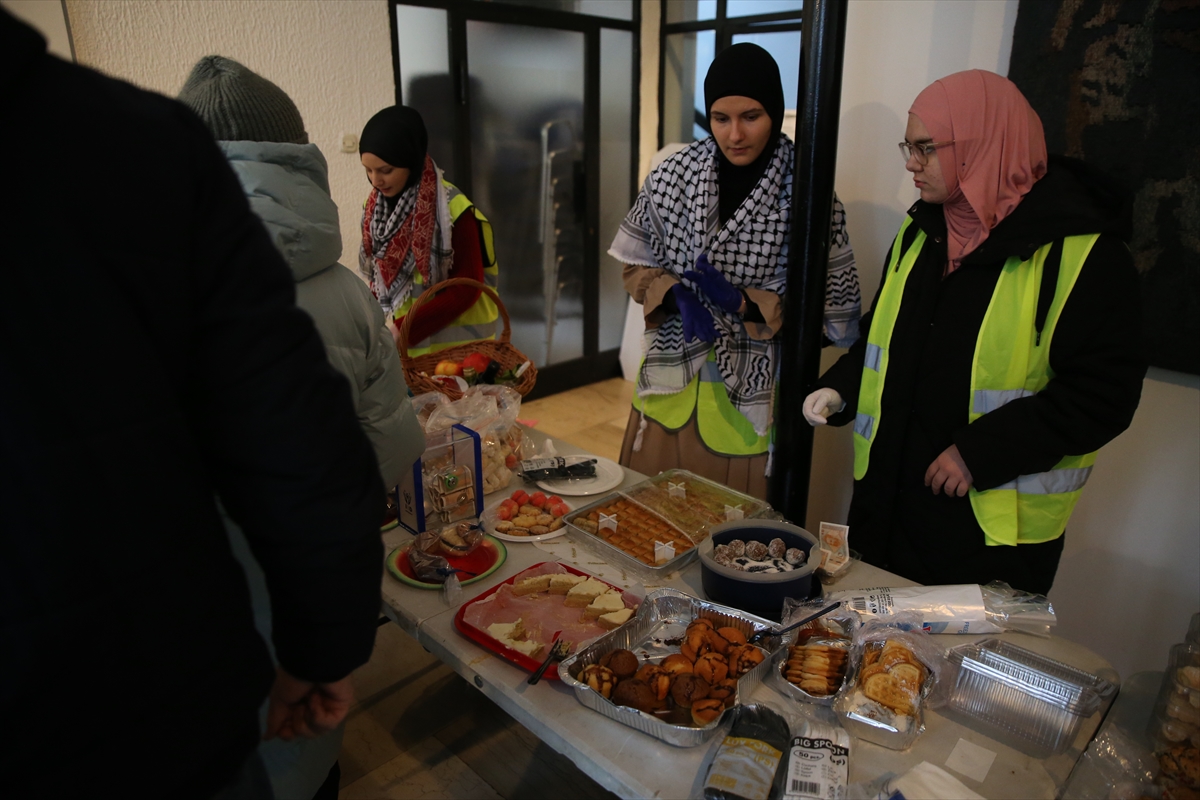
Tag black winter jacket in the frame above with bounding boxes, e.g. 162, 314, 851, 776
817, 156, 1146, 591
1, 13, 385, 796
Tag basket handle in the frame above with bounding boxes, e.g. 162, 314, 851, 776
396, 277, 511, 361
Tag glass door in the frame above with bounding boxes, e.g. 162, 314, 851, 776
466, 21, 586, 368
392, 1, 638, 399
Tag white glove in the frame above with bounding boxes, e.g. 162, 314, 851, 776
802, 388, 845, 426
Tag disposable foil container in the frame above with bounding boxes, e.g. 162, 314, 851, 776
767, 606, 858, 706
947, 638, 1116, 757
558, 587, 787, 747
564, 492, 700, 582
770, 638, 856, 708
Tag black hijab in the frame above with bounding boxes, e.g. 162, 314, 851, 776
703, 44, 786, 223
359, 105, 427, 201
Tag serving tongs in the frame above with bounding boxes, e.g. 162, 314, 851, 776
747, 601, 842, 645
528, 636, 572, 685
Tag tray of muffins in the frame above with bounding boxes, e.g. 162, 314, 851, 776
558, 588, 788, 747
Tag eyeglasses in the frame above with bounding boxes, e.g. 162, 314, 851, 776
898, 140, 954, 165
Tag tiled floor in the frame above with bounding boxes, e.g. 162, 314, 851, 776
519, 377, 634, 463
339, 379, 633, 798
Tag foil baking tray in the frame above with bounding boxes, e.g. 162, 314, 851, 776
621, 469, 770, 543
767, 610, 859, 707
564, 492, 701, 582
558, 588, 788, 747
947, 638, 1116, 757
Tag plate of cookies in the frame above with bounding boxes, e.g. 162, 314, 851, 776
482, 488, 572, 542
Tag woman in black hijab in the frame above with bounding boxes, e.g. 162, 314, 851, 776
358, 105, 498, 355
609, 43, 860, 500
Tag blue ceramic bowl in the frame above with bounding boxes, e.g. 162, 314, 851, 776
698, 520, 820, 618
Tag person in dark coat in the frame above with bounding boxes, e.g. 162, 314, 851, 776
803, 70, 1146, 595
1, 11, 385, 798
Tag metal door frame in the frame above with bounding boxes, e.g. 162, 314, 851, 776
657, 0, 802, 142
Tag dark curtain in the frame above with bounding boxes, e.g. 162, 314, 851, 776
1009, 0, 1200, 375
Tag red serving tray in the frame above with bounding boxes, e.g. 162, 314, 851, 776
453, 562, 625, 681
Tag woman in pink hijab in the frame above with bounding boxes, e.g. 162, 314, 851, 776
801, 70, 1145, 594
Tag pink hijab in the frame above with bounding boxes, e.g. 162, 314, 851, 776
909, 70, 1047, 272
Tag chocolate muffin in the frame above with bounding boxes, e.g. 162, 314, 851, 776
600, 648, 640, 680
612, 678, 658, 713
670, 673, 711, 709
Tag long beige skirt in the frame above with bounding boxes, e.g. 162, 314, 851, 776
617, 408, 770, 501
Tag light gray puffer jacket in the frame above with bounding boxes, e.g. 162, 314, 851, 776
221, 141, 422, 487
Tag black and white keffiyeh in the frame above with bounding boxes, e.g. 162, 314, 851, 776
609, 136, 860, 437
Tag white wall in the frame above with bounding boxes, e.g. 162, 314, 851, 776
63, 0, 395, 265
812, 0, 1199, 682
2, 0, 73, 59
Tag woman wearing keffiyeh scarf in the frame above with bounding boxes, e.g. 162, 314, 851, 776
609, 44, 861, 500
358, 106, 497, 354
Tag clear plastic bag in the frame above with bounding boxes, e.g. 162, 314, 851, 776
768, 598, 861, 706
410, 391, 449, 430
979, 580, 1058, 637
833, 613, 947, 751
825, 581, 1056, 636
426, 391, 500, 434
1061, 726, 1159, 800
407, 522, 484, 584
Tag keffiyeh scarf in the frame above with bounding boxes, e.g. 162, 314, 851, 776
609, 137, 860, 437
359, 155, 453, 318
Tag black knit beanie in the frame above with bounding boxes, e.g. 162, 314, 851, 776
178, 56, 308, 144
359, 106, 427, 176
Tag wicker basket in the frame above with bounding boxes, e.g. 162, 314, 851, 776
398, 277, 537, 400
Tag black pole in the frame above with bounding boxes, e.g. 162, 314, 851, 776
768, 0, 848, 527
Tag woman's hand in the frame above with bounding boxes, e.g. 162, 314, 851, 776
671, 284, 717, 343
802, 388, 844, 426
683, 255, 743, 314
925, 445, 974, 497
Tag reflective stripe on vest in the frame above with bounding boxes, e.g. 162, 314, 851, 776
398, 180, 500, 356
852, 216, 925, 480
967, 233, 1100, 546
635, 350, 770, 456
853, 220, 1101, 546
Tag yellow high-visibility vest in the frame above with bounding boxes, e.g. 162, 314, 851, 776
396, 181, 499, 356
854, 215, 1101, 546
635, 350, 770, 456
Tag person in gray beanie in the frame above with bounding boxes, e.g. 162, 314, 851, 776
179, 54, 309, 144
179, 55, 424, 800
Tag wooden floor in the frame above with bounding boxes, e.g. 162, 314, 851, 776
340, 379, 633, 798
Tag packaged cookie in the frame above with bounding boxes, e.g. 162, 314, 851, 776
768, 597, 860, 706
834, 614, 946, 751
